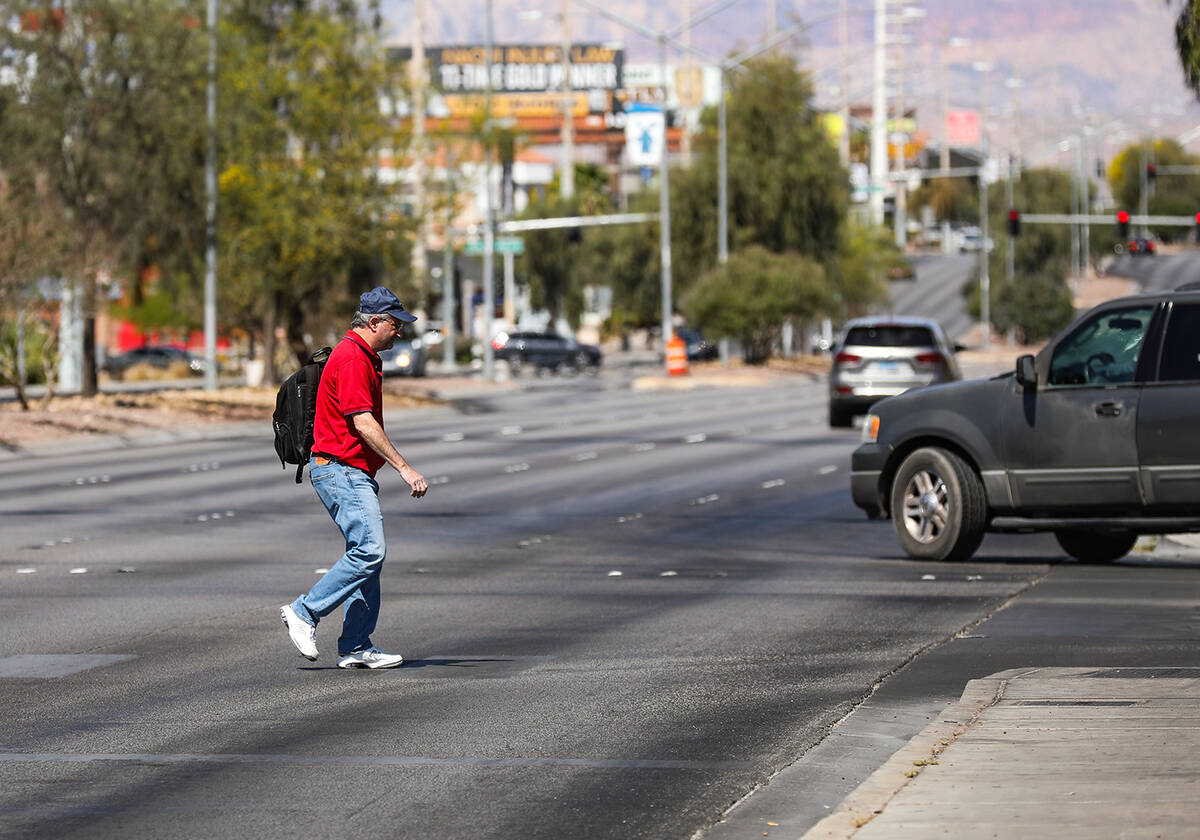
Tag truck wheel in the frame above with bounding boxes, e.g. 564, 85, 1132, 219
1054, 531, 1137, 564
891, 447, 987, 562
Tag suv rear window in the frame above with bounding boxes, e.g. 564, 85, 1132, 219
843, 326, 936, 347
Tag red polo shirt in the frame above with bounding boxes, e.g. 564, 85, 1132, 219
311, 331, 385, 476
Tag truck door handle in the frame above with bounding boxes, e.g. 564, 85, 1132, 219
1095, 402, 1122, 417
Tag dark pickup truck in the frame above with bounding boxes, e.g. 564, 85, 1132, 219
851, 285, 1200, 563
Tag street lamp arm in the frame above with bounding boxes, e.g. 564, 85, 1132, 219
665, 0, 738, 40
725, 6, 871, 69
575, 0, 659, 42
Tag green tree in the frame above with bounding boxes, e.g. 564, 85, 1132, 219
829, 224, 900, 319
1109, 139, 1200, 241
218, 0, 411, 381
1, 0, 209, 395
516, 164, 614, 327
911, 177, 979, 223
968, 167, 1076, 343
0, 171, 73, 408
675, 54, 847, 287
681, 246, 834, 364
581, 52, 879, 344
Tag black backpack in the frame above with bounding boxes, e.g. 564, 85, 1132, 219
272, 346, 332, 483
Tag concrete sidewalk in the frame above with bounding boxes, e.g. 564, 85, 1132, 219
801, 667, 1200, 839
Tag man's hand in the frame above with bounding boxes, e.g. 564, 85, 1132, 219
349, 412, 429, 498
400, 465, 428, 498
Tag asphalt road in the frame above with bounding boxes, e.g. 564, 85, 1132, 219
2, 350, 1198, 840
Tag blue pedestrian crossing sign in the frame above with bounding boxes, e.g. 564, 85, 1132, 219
625, 106, 664, 168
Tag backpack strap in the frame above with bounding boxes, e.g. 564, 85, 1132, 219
295, 462, 305, 484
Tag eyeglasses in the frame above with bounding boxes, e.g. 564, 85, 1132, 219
374, 316, 400, 329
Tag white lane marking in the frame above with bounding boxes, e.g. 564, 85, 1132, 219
197, 515, 208, 522
118, 568, 137, 574
225, 511, 235, 518
966, 575, 983, 581
659, 571, 678, 577
504, 463, 530, 473
921, 574, 937, 581
429, 476, 450, 485
69, 568, 88, 575
501, 425, 523, 436
633, 443, 656, 452
684, 433, 707, 444
16, 569, 37, 575
59, 538, 73, 544
574, 451, 599, 462
817, 465, 838, 475
690, 494, 720, 506
314, 568, 329, 574
607, 570, 623, 577
616, 513, 644, 524
761, 479, 786, 489
442, 432, 465, 442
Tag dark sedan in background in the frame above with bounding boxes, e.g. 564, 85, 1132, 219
491, 330, 602, 373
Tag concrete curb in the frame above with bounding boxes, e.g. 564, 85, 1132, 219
0, 420, 269, 461
797, 672, 1024, 839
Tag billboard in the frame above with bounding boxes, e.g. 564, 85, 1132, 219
945, 109, 980, 148
391, 43, 623, 117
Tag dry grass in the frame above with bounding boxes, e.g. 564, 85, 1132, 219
0, 386, 441, 448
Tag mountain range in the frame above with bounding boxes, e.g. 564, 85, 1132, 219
382, 0, 1200, 163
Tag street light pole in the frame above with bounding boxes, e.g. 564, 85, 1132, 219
869, 0, 887, 226
482, 0, 495, 379
204, 0, 218, 391
717, 65, 727, 264
560, 0, 574, 199
658, 34, 673, 348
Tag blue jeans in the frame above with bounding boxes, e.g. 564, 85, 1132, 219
290, 460, 386, 655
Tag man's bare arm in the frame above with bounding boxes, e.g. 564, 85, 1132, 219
349, 412, 428, 497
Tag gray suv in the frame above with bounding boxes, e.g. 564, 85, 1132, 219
851, 286, 1200, 563
829, 316, 962, 427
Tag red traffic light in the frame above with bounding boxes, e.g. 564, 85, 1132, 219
1117, 210, 1130, 223
1006, 209, 1020, 237
1194, 211, 1200, 225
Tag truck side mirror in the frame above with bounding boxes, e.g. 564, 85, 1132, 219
1016, 354, 1037, 389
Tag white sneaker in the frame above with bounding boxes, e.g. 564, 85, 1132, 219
337, 647, 404, 669
279, 605, 318, 661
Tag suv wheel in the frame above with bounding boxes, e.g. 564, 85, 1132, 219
891, 447, 987, 562
1054, 531, 1137, 564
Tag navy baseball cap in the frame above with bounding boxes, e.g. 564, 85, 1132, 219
359, 286, 417, 323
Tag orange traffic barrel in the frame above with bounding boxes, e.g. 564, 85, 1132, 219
666, 334, 689, 377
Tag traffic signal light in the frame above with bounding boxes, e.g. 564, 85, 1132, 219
1147, 163, 1157, 184
1194, 212, 1200, 241
1007, 209, 1020, 237
1117, 210, 1130, 240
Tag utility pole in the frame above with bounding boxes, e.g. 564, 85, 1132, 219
560, 0, 574, 199
204, 0, 218, 391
